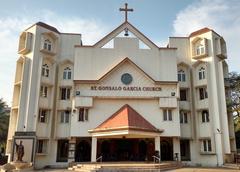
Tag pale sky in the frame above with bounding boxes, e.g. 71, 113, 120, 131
0, 0, 240, 105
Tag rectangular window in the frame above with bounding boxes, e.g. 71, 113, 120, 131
184, 113, 188, 123
207, 140, 212, 152
201, 110, 209, 123
79, 108, 84, 121
163, 110, 168, 121
180, 89, 187, 101
60, 88, 71, 100
44, 43, 48, 50
37, 140, 47, 154
78, 108, 89, 122
63, 72, 67, 80
68, 72, 71, 80
199, 87, 208, 100
180, 111, 188, 124
60, 111, 70, 123
48, 44, 51, 51
39, 109, 48, 123
199, 71, 202, 80
40, 85, 48, 97
202, 140, 212, 152
178, 73, 181, 82
163, 109, 173, 121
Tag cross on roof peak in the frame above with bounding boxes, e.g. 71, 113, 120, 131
119, 3, 133, 22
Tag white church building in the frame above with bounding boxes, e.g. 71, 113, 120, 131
6, 4, 236, 169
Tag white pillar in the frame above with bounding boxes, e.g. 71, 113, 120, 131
173, 137, 180, 161
91, 137, 97, 162
155, 137, 160, 152
155, 136, 161, 161
218, 61, 231, 154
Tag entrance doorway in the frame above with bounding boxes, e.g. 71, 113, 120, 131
160, 137, 173, 161
56, 140, 69, 162
75, 139, 91, 162
180, 139, 191, 161
98, 138, 155, 161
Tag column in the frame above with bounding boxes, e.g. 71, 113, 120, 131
68, 138, 76, 163
173, 137, 180, 161
91, 137, 97, 162
154, 136, 161, 161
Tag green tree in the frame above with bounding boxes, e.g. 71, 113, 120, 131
226, 72, 240, 149
0, 98, 10, 150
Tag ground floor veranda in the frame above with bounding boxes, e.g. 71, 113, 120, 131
56, 136, 191, 163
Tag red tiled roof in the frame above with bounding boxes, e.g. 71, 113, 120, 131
93, 104, 160, 133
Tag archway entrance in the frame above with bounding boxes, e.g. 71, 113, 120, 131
97, 138, 154, 161
160, 137, 173, 161
75, 139, 91, 162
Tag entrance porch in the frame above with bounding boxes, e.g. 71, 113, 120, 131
97, 138, 155, 161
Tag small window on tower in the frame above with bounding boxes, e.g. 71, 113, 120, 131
44, 39, 52, 51
37, 140, 48, 154
202, 139, 212, 152
40, 85, 48, 97
163, 109, 173, 121
178, 70, 186, 82
78, 108, 89, 122
60, 88, 71, 100
38, 109, 48, 123
196, 44, 205, 56
198, 67, 206, 80
63, 67, 72, 80
60, 110, 70, 123
201, 110, 209, 123
42, 64, 49, 77
180, 89, 187, 101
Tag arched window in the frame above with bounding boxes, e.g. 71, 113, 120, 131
44, 39, 52, 51
178, 70, 186, 82
63, 67, 71, 80
42, 64, 49, 77
196, 44, 204, 56
198, 67, 205, 80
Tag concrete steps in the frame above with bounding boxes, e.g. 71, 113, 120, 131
223, 163, 240, 170
68, 162, 182, 172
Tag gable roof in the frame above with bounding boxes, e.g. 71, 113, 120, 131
93, 21, 158, 49
91, 21, 177, 50
89, 104, 161, 133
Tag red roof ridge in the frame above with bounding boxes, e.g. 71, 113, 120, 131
94, 104, 160, 133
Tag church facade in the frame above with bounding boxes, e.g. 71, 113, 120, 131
6, 12, 236, 168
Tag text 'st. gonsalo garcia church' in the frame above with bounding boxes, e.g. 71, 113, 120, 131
6, 3, 236, 169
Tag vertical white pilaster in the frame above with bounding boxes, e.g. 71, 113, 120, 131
154, 136, 160, 157
173, 137, 181, 161
218, 61, 231, 154
155, 137, 160, 151
91, 137, 97, 162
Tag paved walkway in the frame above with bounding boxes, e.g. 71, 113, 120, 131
168, 167, 240, 172
32, 167, 240, 172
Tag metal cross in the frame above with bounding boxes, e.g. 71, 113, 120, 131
119, 3, 133, 22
